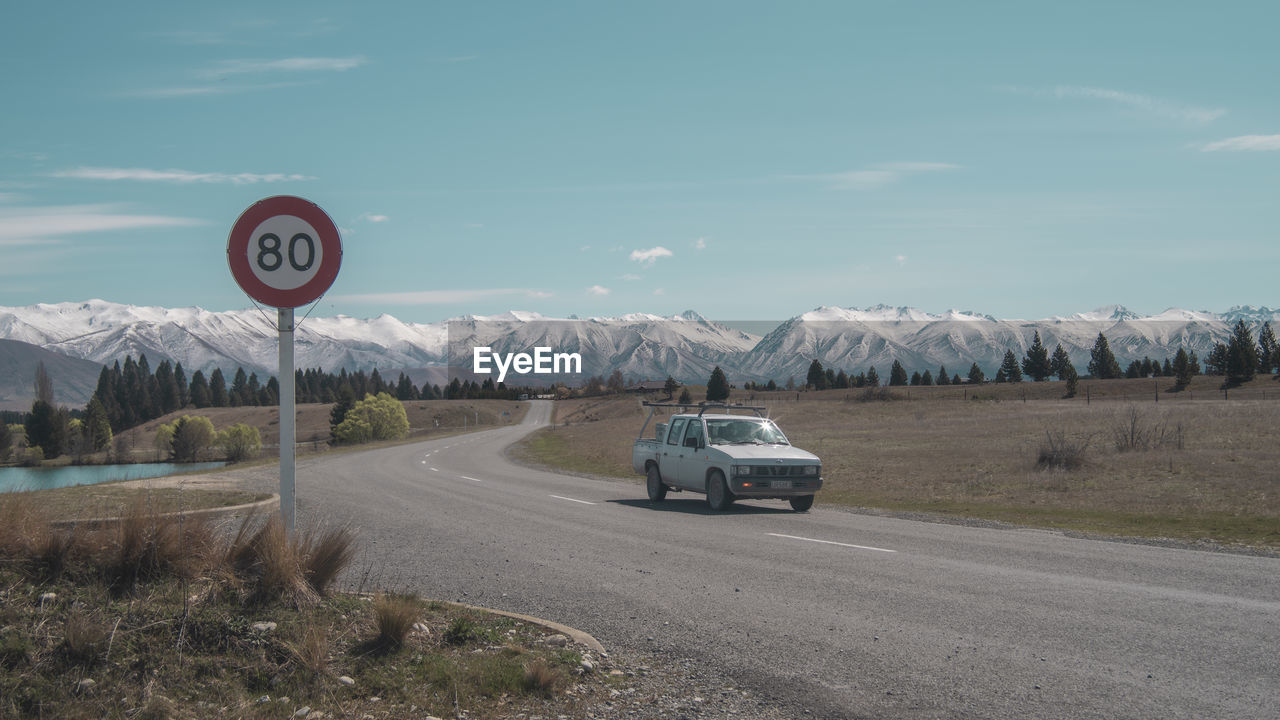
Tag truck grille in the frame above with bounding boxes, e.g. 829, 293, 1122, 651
755, 466, 806, 477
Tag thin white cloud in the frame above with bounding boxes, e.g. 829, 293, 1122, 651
525, 290, 553, 299
587, 285, 611, 296
1008, 85, 1225, 126
580, 245, 592, 252
359, 213, 389, 223
629, 246, 673, 265
0, 204, 204, 245
126, 81, 313, 98
333, 288, 538, 305
895, 255, 907, 266
791, 163, 959, 190
53, 167, 313, 184
620, 273, 643, 281
202, 56, 367, 77
1201, 134, 1280, 152
694, 237, 707, 250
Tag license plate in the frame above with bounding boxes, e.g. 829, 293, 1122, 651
770, 480, 792, 489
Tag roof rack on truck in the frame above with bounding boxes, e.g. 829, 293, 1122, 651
636, 401, 769, 439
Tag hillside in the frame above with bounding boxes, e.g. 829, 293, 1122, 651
0, 339, 101, 411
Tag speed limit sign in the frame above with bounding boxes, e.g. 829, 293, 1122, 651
227, 196, 342, 308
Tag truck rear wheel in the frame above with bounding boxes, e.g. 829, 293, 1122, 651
789, 494, 815, 512
706, 470, 733, 511
646, 465, 667, 502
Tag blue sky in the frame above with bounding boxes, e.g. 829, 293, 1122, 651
2, 1, 1276, 323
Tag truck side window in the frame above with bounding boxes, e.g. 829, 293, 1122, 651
683, 421, 704, 448
666, 418, 687, 445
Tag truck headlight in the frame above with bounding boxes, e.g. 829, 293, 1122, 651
804, 466, 819, 476
732, 465, 751, 476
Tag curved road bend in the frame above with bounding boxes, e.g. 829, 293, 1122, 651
290, 400, 1279, 720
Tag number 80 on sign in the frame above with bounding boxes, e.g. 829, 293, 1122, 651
227, 196, 342, 308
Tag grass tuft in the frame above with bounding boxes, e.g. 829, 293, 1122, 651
370, 592, 418, 653
443, 615, 480, 646
61, 608, 109, 665
522, 657, 564, 697
287, 623, 330, 677
301, 523, 358, 596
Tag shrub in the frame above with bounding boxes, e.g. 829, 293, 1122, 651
1036, 430, 1089, 471
333, 392, 409, 444
1111, 407, 1184, 452
61, 609, 109, 665
155, 415, 216, 462
216, 423, 261, 463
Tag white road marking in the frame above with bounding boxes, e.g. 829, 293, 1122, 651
767, 533, 896, 554
459, 475, 483, 482
550, 495, 596, 505
429, 467, 439, 472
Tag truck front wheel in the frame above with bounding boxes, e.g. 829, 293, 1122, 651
646, 465, 667, 502
789, 494, 815, 512
706, 470, 734, 511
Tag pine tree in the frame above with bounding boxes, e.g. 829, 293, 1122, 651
1088, 333, 1122, 379
1225, 320, 1258, 385
952, 373, 961, 385
396, 373, 418, 401
967, 363, 985, 384
824, 368, 836, 389
83, 396, 113, 451
329, 384, 356, 438
765, 379, 777, 391
188, 370, 211, 408
0, 421, 11, 462
678, 388, 692, 404
865, 367, 879, 387
706, 366, 730, 402
1021, 331, 1052, 381
25, 400, 64, 459
1063, 365, 1079, 398
999, 349, 1022, 382
921, 370, 934, 386
1173, 347, 1193, 390
209, 368, 229, 407
909, 371, 922, 386
230, 368, 249, 407
806, 359, 826, 390
994, 367, 1007, 383
888, 361, 908, 386
1050, 343, 1072, 380
1125, 360, 1142, 379
1257, 321, 1278, 374
173, 362, 189, 408
1204, 343, 1227, 375
835, 369, 849, 389
1162, 358, 1173, 376
664, 376, 679, 398
936, 365, 950, 386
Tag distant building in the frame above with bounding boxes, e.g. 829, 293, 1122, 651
626, 380, 674, 394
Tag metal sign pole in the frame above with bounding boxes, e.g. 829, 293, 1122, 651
279, 307, 296, 533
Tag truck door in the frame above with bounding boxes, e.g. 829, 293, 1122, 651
662, 417, 687, 485
676, 419, 707, 490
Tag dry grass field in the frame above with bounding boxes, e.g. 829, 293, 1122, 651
109, 398, 530, 462
519, 376, 1280, 549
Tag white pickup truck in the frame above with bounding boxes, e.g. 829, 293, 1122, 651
632, 402, 822, 512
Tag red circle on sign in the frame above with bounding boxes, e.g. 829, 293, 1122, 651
227, 196, 342, 308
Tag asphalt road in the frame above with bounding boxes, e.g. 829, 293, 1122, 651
290, 400, 1279, 719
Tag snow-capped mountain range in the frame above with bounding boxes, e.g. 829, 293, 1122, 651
1, 301, 1276, 397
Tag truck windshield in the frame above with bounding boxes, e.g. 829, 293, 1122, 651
705, 419, 788, 445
